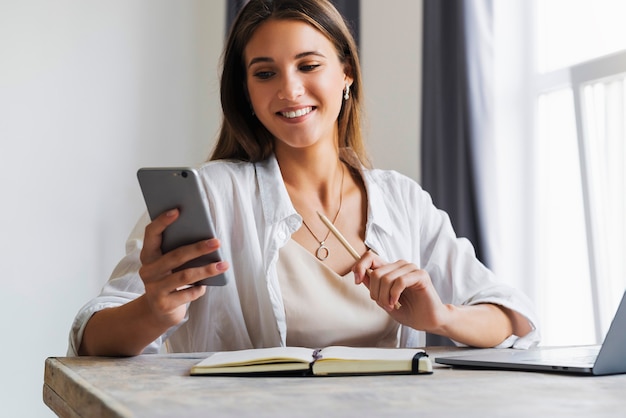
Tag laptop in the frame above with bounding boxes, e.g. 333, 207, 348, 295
435, 290, 626, 375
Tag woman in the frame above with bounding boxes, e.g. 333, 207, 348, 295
70, 0, 538, 356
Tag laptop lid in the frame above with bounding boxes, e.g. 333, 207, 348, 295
435, 290, 626, 376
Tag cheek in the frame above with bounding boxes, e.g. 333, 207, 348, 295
324, 75, 347, 102
249, 86, 277, 117
247, 87, 275, 128
321, 80, 345, 112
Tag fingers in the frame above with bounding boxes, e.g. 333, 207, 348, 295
140, 238, 227, 290
140, 208, 227, 290
140, 277, 208, 328
140, 257, 228, 326
139, 248, 229, 325
352, 250, 382, 285
353, 252, 423, 311
148, 281, 208, 313
141, 209, 179, 265
168, 258, 229, 291
367, 261, 418, 310
135, 208, 230, 329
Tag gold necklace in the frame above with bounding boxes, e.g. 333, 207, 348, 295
301, 164, 345, 261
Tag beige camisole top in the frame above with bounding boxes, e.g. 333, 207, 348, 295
277, 239, 400, 348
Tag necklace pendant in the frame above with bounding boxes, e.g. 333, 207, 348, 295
315, 242, 330, 261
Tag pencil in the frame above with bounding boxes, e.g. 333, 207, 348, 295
317, 212, 402, 310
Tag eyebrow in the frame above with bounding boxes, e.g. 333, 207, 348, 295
247, 51, 326, 68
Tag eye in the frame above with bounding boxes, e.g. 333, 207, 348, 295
253, 70, 275, 80
300, 64, 321, 72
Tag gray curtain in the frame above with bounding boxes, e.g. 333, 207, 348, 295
226, 0, 249, 30
421, 0, 493, 345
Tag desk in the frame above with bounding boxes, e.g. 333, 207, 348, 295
43, 347, 625, 417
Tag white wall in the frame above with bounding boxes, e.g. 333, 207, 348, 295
362, 0, 422, 181
0, 1, 421, 416
0, 1, 225, 416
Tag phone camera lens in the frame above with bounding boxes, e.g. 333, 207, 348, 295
181, 171, 188, 178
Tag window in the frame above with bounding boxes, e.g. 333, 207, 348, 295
494, 0, 626, 345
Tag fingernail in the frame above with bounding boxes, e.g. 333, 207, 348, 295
216, 261, 227, 271
166, 209, 177, 216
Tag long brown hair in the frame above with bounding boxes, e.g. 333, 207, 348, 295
209, 0, 369, 166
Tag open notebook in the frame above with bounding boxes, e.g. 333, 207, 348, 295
436, 290, 626, 375
190, 346, 432, 376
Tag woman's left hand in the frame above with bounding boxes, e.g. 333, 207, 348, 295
352, 251, 451, 333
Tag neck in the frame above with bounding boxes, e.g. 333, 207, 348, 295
276, 144, 343, 205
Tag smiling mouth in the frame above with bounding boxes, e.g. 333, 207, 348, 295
279, 106, 314, 119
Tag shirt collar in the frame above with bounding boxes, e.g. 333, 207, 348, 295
361, 168, 395, 239
254, 150, 394, 238
339, 148, 395, 239
255, 154, 299, 226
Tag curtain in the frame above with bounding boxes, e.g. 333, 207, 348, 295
421, 0, 493, 266
421, 0, 494, 345
330, 0, 360, 47
227, 0, 250, 32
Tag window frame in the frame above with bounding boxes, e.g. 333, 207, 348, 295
533, 45, 626, 343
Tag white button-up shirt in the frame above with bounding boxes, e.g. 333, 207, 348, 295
68, 152, 539, 355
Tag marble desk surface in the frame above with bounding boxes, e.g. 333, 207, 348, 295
43, 347, 626, 418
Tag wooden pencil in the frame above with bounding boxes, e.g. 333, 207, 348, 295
317, 211, 402, 310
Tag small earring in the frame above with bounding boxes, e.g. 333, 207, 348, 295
343, 83, 350, 100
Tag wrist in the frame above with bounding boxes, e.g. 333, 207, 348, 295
423, 303, 456, 337
134, 294, 185, 330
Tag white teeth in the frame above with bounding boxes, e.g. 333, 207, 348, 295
281, 107, 313, 119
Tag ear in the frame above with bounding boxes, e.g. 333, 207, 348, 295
342, 59, 354, 89
343, 60, 354, 86
344, 74, 354, 88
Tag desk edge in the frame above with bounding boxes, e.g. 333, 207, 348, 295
44, 357, 134, 418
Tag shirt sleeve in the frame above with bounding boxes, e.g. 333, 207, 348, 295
463, 284, 541, 349
67, 213, 183, 356
416, 185, 541, 349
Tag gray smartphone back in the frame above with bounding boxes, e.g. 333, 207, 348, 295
137, 167, 227, 286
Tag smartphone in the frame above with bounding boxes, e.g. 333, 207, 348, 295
137, 167, 227, 286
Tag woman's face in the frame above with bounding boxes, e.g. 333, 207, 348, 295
244, 19, 351, 151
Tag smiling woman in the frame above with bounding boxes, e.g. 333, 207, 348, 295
70, 0, 539, 359
244, 19, 351, 153
214, 0, 365, 164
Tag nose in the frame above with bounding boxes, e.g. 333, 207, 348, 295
277, 74, 304, 101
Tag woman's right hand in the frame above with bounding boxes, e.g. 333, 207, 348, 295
79, 209, 229, 356
138, 208, 229, 327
